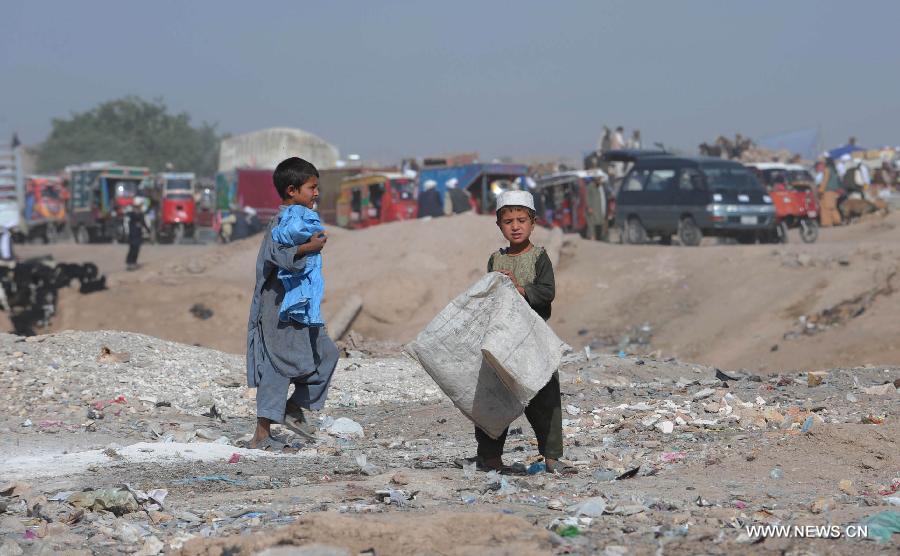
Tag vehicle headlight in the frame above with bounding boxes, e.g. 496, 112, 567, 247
763, 195, 773, 204
713, 194, 723, 202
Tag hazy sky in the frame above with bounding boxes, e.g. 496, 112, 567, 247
2, 0, 899, 162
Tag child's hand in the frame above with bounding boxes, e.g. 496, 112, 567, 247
299, 232, 327, 254
498, 270, 526, 296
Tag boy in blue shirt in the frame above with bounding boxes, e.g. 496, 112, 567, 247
246, 157, 339, 451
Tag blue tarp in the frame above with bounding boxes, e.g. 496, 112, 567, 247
418, 163, 528, 197
827, 144, 866, 160
271, 205, 325, 326
756, 128, 821, 161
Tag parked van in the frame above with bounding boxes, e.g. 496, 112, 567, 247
608, 152, 776, 245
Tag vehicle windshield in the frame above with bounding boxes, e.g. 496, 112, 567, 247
763, 169, 813, 185
165, 178, 193, 191
110, 178, 141, 197
702, 166, 764, 191
165, 193, 194, 200
41, 185, 61, 199
391, 179, 415, 200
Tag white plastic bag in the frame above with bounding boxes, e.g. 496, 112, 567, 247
405, 272, 567, 438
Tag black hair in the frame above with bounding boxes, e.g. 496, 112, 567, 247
273, 157, 319, 199
496, 205, 536, 223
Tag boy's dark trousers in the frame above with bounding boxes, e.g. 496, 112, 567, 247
475, 372, 563, 461
126, 240, 141, 265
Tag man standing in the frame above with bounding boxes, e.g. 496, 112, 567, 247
126, 197, 151, 270
585, 177, 608, 241
417, 180, 444, 218
444, 178, 472, 215
818, 158, 843, 227
611, 126, 626, 150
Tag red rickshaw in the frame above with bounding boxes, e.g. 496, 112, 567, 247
746, 163, 819, 243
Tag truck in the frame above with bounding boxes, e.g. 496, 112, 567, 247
66, 162, 151, 243
156, 172, 196, 243
214, 168, 280, 222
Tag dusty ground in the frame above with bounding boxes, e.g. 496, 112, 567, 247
11, 210, 900, 372
0, 331, 897, 554
2, 211, 898, 553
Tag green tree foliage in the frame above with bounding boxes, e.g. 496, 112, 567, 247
37, 96, 222, 175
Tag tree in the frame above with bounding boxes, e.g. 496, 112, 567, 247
37, 96, 222, 176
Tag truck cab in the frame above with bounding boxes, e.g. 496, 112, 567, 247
66, 162, 151, 243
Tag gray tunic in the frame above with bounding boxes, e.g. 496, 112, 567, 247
246, 210, 338, 419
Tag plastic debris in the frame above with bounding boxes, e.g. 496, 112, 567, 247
801, 415, 814, 433
859, 511, 900, 543
769, 468, 784, 480
228, 453, 241, 464
355, 454, 381, 476
527, 462, 546, 475
326, 417, 365, 438
570, 497, 607, 517
660, 451, 686, 464
592, 469, 617, 482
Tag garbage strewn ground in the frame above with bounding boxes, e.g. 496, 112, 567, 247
1, 331, 897, 554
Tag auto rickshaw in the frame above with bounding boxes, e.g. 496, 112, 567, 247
157, 172, 196, 243
746, 163, 819, 243
336, 173, 417, 229
534, 169, 609, 239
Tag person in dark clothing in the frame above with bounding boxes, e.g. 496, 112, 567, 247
126, 198, 151, 271
232, 210, 250, 241
417, 179, 444, 218
460, 189, 574, 476
445, 178, 472, 214
244, 206, 262, 235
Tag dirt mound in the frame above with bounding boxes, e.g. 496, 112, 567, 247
13, 211, 900, 371
178, 512, 554, 556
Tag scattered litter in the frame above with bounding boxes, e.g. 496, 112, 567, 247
97, 346, 130, 364
801, 415, 814, 433
592, 469, 617, 482
327, 417, 365, 438
859, 511, 900, 543
173, 476, 246, 486
527, 462, 546, 475
570, 497, 606, 517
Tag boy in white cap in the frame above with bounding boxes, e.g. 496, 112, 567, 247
468, 189, 573, 474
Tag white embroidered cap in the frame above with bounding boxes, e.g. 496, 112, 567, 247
496, 190, 535, 212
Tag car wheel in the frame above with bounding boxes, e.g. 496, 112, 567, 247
678, 217, 702, 246
799, 219, 819, 243
625, 218, 647, 244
